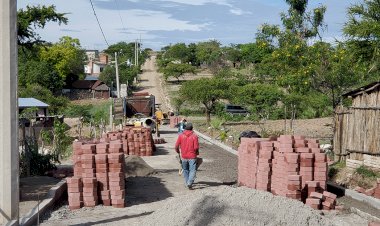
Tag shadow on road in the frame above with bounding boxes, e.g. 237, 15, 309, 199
153, 146, 170, 155
69, 211, 153, 226
126, 176, 173, 207
134, 85, 155, 92
192, 181, 231, 190
158, 130, 178, 135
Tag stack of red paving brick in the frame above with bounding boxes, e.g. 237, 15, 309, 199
122, 127, 154, 156
238, 135, 331, 207
95, 143, 111, 206
67, 141, 125, 210
169, 116, 182, 128
305, 191, 339, 210
256, 141, 274, 191
99, 127, 154, 156
238, 138, 266, 188
357, 178, 380, 199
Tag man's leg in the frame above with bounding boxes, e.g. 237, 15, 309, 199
181, 159, 189, 186
187, 159, 197, 187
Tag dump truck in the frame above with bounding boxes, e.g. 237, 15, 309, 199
116, 92, 162, 136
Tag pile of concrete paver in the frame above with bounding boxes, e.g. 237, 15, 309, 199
355, 178, 380, 199
66, 127, 155, 210
238, 135, 340, 210
169, 116, 182, 128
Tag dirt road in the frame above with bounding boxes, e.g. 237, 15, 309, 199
138, 55, 172, 112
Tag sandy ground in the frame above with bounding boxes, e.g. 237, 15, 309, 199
19, 176, 61, 217
138, 55, 172, 113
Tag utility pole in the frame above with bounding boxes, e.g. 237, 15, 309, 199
114, 52, 120, 98
134, 40, 138, 84
0, 0, 19, 225
134, 39, 139, 67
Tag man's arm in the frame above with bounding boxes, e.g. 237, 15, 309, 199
194, 135, 199, 155
175, 135, 181, 153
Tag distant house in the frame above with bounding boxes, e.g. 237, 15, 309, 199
64, 79, 110, 100
334, 81, 380, 170
18, 98, 60, 129
84, 51, 110, 76
19, 98, 49, 117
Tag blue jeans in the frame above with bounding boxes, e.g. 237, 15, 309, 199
181, 158, 197, 187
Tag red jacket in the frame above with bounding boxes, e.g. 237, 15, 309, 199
175, 130, 199, 159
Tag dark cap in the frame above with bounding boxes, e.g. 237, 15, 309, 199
185, 122, 193, 130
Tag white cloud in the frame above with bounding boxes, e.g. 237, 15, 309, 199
150, 0, 231, 7
229, 8, 252, 16
119, 9, 210, 32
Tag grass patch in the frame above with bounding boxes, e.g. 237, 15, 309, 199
328, 161, 346, 179
355, 165, 380, 179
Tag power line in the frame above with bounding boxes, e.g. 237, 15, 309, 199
89, 0, 109, 47
114, 0, 127, 33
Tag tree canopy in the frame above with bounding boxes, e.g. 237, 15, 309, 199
179, 78, 231, 124
18, 5, 68, 49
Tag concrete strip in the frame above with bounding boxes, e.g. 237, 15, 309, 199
328, 182, 380, 210
345, 188, 380, 210
19, 180, 67, 226
194, 130, 237, 156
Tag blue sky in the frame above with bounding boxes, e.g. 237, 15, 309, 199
18, 0, 362, 51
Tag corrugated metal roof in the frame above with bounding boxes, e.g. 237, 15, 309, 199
343, 81, 380, 98
84, 75, 99, 80
19, 98, 49, 108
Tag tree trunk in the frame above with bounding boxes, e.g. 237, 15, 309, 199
206, 110, 211, 125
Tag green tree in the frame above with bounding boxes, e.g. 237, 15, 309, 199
99, 64, 138, 89
240, 42, 272, 66
308, 42, 362, 108
18, 51, 61, 92
234, 83, 284, 119
281, 0, 326, 39
195, 40, 222, 72
163, 63, 196, 82
17, 5, 68, 48
255, 0, 327, 90
39, 36, 85, 83
343, 0, 380, 78
104, 42, 135, 65
222, 45, 241, 68
164, 43, 190, 63
179, 78, 230, 124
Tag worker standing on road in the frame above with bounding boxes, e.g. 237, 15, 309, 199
175, 122, 199, 190
177, 118, 187, 134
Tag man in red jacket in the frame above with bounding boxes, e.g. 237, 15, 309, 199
175, 122, 199, 189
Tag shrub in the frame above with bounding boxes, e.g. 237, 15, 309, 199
19, 137, 56, 177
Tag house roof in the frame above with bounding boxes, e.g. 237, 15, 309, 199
84, 75, 99, 81
343, 81, 380, 98
70, 79, 108, 90
94, 83, 109, 91
72, 80, 96, 89
19, 98, 49, 108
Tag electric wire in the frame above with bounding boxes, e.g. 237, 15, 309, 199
89, 0, 109, 47
114, 0, 128, 34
